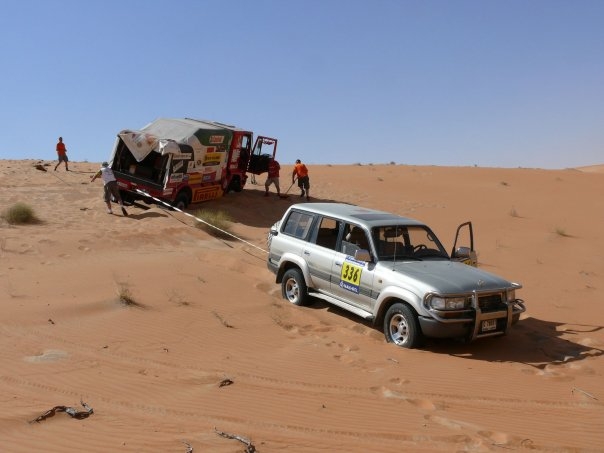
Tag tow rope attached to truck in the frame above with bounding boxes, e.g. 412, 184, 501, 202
134, 189, 269, 255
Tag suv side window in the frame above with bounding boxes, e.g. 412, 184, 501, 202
341, 223, 370, 256
314, 217, 340, 250
282, 210, 315, 240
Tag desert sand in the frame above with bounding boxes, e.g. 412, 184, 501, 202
1, 159, 603, 452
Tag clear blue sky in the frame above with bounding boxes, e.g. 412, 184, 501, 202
1, 0, 602, 168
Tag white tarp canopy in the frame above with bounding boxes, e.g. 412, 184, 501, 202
117, 118, 231, 162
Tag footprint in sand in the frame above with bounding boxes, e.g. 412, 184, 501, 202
425, 414, 479, 431
379, 387, 441, 410
255, 281, 274, 294
24, 349, 68, 363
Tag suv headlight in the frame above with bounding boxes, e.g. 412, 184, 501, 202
428, 296, 468, 310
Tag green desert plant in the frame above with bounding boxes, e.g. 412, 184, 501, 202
1, 202, 39, 225
194, 209, 234, 238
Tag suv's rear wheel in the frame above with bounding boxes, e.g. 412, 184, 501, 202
384, 303, 423, 349
281, 268, 309, 306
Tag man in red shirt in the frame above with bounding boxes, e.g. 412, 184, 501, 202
264, 158, 281, 197
292, 159, 310, 200
54, 137, 69, 171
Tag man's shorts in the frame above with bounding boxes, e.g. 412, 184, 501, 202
103, 180, 121, 203
265, 177, 280, 189
297, 176, 310, 190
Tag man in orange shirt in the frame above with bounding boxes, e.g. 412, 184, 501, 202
54, 137, 69, 171
292, 159, 310, 200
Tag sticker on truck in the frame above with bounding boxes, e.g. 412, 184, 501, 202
192, 185, 222, 203
209, 135, 225, 144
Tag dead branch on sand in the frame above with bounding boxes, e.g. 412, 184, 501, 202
214, 427, 256, 452
219, 378, 234, 387
212, 311, 234, 328
572, 387, 598, 400
30, 400, 94, 423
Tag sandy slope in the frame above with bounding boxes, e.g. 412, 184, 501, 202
1, 159, 603, 452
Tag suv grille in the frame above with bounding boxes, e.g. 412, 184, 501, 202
478, 293, 506, 312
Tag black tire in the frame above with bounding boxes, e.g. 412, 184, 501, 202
173, 192, 189, 210
281, 268, 309, 306
384, 303, 423, 349
227, 177, 242, 193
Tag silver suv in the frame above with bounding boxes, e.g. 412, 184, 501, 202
267, 203, 526, 349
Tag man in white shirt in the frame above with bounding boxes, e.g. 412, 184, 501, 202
91, 162, 128, 216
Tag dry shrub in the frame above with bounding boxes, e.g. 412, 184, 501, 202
117, 283, 142, 307
194, 209, 234, 239
555, 227, 572, 238
2, 202, 40, 225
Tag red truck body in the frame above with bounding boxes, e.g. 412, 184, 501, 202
109, 118, 277, 209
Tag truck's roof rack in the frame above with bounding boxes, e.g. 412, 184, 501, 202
185, 118, 236, 129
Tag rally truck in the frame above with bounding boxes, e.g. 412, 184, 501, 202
267, 203, 526, 349
108, 118, 278, 209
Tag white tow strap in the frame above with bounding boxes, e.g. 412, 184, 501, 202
134, 189, 268, 254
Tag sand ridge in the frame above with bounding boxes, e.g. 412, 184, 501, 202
1, 159, 603, 452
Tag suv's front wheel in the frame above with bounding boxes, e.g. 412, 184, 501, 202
281, 268, 309, 306
384, 303, 423, 349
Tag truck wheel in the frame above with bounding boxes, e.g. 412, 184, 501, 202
227, 177, 242, 193
384, 303, 423, 349
281, 268, 309, 306
231, 178, 242, 192
173, 193, 189, 210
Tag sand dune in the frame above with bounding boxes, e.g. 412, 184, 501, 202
1, 159, 603, 452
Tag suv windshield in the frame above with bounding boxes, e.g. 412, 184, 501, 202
372, 225, 449, 261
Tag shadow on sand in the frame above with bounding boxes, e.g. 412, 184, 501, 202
305, 297, 603, 368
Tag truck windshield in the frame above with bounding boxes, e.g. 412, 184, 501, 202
372, 225, 449, 261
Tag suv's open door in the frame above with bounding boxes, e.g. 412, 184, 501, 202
451, 221, 477, 266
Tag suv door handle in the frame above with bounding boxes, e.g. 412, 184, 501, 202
335, 261, 342, 267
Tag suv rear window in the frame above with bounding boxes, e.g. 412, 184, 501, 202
282, 211, 315, 240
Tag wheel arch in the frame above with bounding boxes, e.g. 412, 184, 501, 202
276, 255, 312, 286
374, 289, 423, 327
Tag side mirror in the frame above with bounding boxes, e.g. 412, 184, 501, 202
454, 246, 471, 258
270, 226, 279, 236
453, 246, 477, 267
